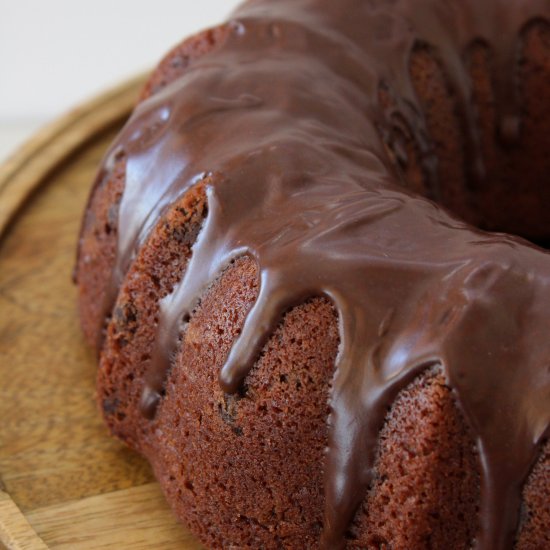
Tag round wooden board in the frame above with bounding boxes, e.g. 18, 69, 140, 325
0, 77, 203, 550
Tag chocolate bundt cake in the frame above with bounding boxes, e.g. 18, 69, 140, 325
76, 0, 550, 547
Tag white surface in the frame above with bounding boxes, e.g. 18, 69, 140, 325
0, 0, 242, 162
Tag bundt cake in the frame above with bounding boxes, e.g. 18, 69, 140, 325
76, 0, 550, 547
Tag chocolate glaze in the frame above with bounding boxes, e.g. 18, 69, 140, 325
91, 1, 550, 547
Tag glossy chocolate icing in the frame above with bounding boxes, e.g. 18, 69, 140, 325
93, 0, 550, 547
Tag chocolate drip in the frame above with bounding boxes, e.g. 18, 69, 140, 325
96, 1, 550, 547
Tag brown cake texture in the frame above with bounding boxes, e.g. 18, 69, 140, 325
76, 1, 550, 548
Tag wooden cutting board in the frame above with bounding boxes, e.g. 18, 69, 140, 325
0, 77, 203, 550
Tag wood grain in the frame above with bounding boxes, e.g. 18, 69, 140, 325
26, 484, 201, 550
0, 492, 47, 550
0, 77, 203, 549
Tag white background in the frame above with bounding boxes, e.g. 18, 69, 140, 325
0, 0, 241, 161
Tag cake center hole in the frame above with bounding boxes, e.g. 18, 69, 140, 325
385, 25, 550, 251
